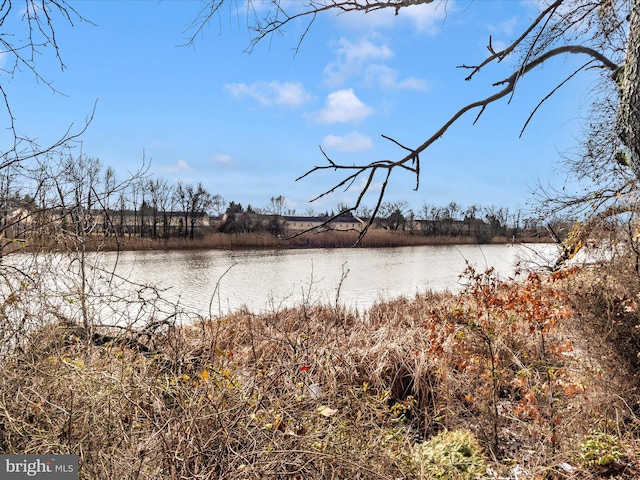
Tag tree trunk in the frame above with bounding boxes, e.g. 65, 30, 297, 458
618, 0, 640, 176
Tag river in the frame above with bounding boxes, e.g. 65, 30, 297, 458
104, 243, 557, 316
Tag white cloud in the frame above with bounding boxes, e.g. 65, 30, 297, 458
212, 153, 231, 163
312, 89, 373, 124
225, 81, 313, 107
487, 16, 519, 36
364, 64, 429, 91
324, 38, 393, 85
323, 36, 431, 91
322, 132, 373, 152
397, 2, 449, 34
149, 139, 172, 148
20, 2, 43, 15
163, 159, 190, 173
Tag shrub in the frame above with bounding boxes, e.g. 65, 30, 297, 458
410, 429, 486, 479
579, 431, 624, 468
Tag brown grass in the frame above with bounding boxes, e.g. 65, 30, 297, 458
21, 229, 554, 253
1, 259, 639, 478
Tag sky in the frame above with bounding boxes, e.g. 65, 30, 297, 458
5, 0, 604, 215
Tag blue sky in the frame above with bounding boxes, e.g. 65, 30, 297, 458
7, 0, 601, 215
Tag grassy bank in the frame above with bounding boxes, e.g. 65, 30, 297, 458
32, 230, 553, 252
1, 257, 639, 478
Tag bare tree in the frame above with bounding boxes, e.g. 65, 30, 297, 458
101, 166, 117, 237
0, 1, 93, 173
378, 200, 409, 230
186, 182, 213, 239
173, 182, 213, 239
173, 182, 189, 238
129, 179, 144, 237
209, 193, 227, 217
265, 195, 288, 216
147, 178, 173, 239
51, 155, 102, 336
190, 0, 633, 244
617, 3, 640, 174
484, 206, 510, 239
354, 205, 371, 219
442, 202, 460, 236
22, 153, 151, 340
420, 203, 441, 236
535, 50, 639, 265
0, 165, 20, 257
464, 205, 480, 238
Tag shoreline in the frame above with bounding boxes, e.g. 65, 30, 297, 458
22, 230, 556, 253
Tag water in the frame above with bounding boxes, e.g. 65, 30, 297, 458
104, 244, 557, 316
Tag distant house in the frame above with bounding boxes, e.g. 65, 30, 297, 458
164, 211, 211, 228
328, 214, 366, 231
284, 214, 365, 234
283, 216, 324, 234
216, 212, 366, 235
1, 207, 33, 239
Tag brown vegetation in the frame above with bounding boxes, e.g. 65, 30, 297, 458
25, 230, 554, 253
1, 254, 640, 479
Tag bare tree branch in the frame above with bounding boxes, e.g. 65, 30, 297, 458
519, 60, 594, 138
0, 100, 96, 171
294, 44, 618, 244
188, 0, 632, 249
0, 1, 92, 170
458, 0, 564, 81
185, 0, 439, 54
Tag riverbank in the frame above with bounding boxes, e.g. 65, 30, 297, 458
28, 230, 555, 253
2, 261, 639, 478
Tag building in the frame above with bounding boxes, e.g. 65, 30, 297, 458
284, 214, 365, 234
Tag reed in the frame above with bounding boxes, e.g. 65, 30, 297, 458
22, 230, 553, 253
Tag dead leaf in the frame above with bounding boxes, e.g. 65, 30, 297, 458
317, 405, 337, 417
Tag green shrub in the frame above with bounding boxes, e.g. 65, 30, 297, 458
410, 429, 486, 479
579, 431, 624, 467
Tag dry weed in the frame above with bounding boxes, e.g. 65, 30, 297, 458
1, 259, 640, 478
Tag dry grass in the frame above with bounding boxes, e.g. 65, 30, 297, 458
1, 260, 640, 478
106, 230, 482, 250
23, 230, 553, 253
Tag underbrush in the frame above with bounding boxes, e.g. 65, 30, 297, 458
1, 262, 640, 478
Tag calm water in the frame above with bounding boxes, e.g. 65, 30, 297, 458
104, 244, 557, 316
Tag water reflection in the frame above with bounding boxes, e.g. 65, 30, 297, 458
105, 244, 557, 316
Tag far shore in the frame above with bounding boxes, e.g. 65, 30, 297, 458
21, 230, 556, 253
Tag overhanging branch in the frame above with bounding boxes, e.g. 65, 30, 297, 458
297, 44, 618, 244
187, 0, 439, 54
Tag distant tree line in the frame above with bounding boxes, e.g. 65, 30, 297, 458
0, 155, 566, 248
356, 200, 565, 243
